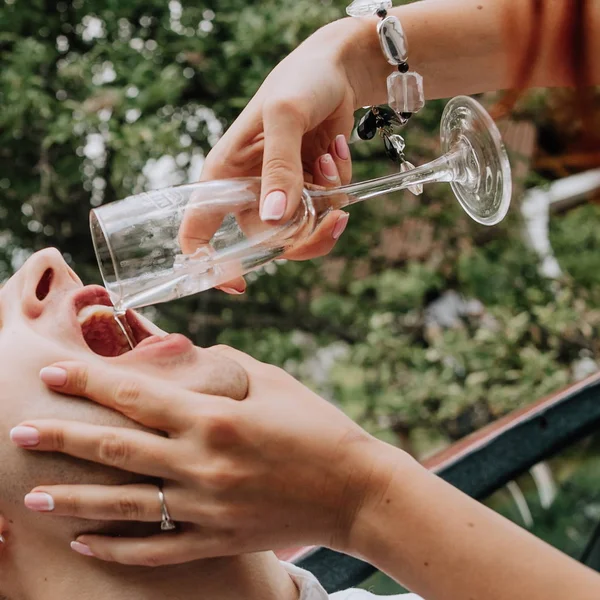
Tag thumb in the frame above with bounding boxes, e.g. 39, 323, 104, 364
260, 106, 306, 223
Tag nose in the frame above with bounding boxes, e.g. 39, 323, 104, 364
20, 248, 82, 318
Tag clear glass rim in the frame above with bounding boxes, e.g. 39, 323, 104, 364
89, 209, 121, 300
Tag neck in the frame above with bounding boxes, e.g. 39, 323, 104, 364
8, 533, 298, 600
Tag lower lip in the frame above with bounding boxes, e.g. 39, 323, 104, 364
135, 335, 164, 349
128, 333, 194, 358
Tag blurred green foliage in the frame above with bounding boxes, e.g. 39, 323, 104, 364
1, 0, 598, 453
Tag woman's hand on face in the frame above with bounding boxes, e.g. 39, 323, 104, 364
185, 20, 362, 293
12, 348, 392, 567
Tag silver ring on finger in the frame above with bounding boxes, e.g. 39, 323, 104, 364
158, 487, 176, 531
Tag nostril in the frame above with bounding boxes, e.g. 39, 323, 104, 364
36, 269, 54, 301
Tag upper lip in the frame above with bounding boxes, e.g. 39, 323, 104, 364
72, 285, 113, 314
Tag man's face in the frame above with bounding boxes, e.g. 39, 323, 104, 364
0, 248, 246, 532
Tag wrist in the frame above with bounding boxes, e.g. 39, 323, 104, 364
348, 446, 426, 565
316, 16, 389, 110
343, 16, 391, 109
332, 436, 419, 556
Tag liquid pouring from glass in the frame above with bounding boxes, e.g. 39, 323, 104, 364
91, 96, 512, 312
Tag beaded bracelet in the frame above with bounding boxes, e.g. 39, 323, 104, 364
346, 0, 425, 195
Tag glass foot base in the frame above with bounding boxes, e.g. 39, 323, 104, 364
440, 96, 512, 226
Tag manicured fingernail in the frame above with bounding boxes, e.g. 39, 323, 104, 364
319, 154, 339, 182
332, 213, 349, 240
71, 541, 95, 557
25, 492, 55, 512
335, 135, 350, 160
220, 286, 245, 295
261, 191, 287, 221
10, 426, 40, 447
40, 366, 67, 386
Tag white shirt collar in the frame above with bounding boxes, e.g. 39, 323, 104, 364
281, 561, 330, 600
280, 560, 424, 600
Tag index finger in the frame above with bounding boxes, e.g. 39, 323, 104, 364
40, 362, 190, 433
200, 98, 265, 181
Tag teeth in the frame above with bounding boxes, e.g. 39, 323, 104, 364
77, 304, 115, 324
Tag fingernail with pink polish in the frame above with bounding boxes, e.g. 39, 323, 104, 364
10, 426, 40, 447
319, 154, 339, 182
332, 214, 349, 240
40, 366, 67, 387
25, 492, 55, 512
71, 541, 95, 557
220, 287, 245, 295
335, 135, 350, 160
261, 191, 287, 221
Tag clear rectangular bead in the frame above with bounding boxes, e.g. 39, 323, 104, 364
387, 71, 425, 114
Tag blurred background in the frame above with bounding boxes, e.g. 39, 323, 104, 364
1, 0, 600, 592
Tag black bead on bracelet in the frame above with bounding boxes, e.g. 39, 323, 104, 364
346, 0, 425, 195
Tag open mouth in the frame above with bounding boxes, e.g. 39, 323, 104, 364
74, 288, 152, 357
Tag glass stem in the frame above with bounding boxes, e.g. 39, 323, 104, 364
307, 143, 466, 214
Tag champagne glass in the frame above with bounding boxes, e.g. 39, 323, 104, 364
91, 96, 511, 311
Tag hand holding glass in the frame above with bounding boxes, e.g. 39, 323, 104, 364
91, 96, 512, 311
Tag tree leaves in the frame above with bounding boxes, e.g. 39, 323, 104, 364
1, 0, 596, 454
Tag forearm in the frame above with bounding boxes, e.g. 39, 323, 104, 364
334, 0, 599, 109
348, 445, 600, 600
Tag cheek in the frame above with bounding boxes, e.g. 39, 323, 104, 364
0, 355, 49, 430
0, 327, 99, 447
0, 327, 83, 394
